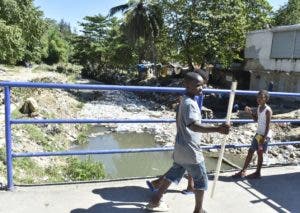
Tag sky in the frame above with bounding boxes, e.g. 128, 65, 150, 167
34, 0, 288, 31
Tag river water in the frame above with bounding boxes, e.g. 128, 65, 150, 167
73, 126, 238, 179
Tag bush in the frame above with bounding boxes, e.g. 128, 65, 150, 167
64, 157, 105, 181
0, 147, 5, 163
56, 63, 82, 75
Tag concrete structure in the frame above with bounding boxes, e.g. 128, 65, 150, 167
244, 24, 300, 94
0, 166, 300, 213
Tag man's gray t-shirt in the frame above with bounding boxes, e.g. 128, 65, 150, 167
173, 95, 204, 165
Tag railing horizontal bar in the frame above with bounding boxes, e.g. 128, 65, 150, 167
203, 119, 300, 123
206, 89, 300, 97
12, 141, 300, 157
13, 147, 175, 157
10, 119, 175, 124
10, 118, 300, 124
0, 82, 184, 93
0, 81, 299, 97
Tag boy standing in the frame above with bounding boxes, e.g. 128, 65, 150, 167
144, 72, 230, 213
232, 90, 272, 179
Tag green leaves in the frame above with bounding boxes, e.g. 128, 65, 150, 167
162, 0, 272, 68
0, 20, 25, 64
0, 0, 46, 64
64, 157, 105, 181
42, 22, 69, 65
110, 0, 163, 63
274, 0, 300, 26
72, 14, 135, 78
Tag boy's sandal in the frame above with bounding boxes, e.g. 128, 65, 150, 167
142, 201, 169, 212
181, 189, 194, 195
231, 171, 246, 178
146, 180, 158, 192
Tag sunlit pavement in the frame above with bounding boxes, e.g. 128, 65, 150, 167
0, 165, 299, 213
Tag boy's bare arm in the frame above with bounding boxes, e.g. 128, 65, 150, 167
245, 106, 258, 121
263, 110, 272, 140
188, 122, 230, 134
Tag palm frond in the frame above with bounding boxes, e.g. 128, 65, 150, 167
109, 4, 130, 16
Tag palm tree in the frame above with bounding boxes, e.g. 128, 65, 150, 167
109, 0, 163, 69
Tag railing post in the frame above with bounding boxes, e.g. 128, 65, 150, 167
198, 94, 204, 111
4, 86, 14, 190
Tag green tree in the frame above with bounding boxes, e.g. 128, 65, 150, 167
244, 0, 273, 31
58, 19, 72, 38
162, 0, 272, 68
72, 15, 110, 73
103, 18, 136, 68
162, 0, 245, 67
109, 0, 163, 64
0, 20, 25, 64
0, 0, 46, 64
72, 15, 134, 78
274, 0, 300, 26
42, 19, 71, 65
43, 29, 69, 64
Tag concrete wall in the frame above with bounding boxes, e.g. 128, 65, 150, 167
245, 30, 300, 72
244, 26, 300, 96
250, 70, 300, 93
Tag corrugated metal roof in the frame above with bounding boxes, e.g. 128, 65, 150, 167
247, 24, 300, 35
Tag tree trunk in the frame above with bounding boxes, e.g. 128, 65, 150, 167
151, 38, 158, 77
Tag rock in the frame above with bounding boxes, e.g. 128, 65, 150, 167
149, 111, 162, 118
277, 154, 286, 163
46, 125, 62, 135
285, 127, 300, 141
201, 106, 213, 119
273, 109, 300, 119
237, 110, 251, 119
243, 130, 253, 137
286, 145, 296, 152
19, 97, 38, 116
269, 150, 279, 157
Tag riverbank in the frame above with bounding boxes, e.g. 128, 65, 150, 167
0, 65, 104, 185
78, 80, 300, 166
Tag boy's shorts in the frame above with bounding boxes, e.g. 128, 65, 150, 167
250, 134, 270, 152
164, 161, 208, 190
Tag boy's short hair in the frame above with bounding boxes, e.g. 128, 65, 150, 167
258, 89, 270, 101
184, 71, 206, 83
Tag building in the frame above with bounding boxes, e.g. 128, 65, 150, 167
244, 24, 300, 94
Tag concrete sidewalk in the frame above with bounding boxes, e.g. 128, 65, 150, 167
0, 166, 299, 213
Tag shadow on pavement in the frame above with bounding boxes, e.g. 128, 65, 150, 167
93, 186, 151, 202
70, 202, 145, 213
219, 172, 300, 212
71, 186, 151, 213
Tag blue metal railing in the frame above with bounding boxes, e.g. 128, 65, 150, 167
0, 81, 300, 191
9, 118, 299, 124
12, 141, 300, 158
